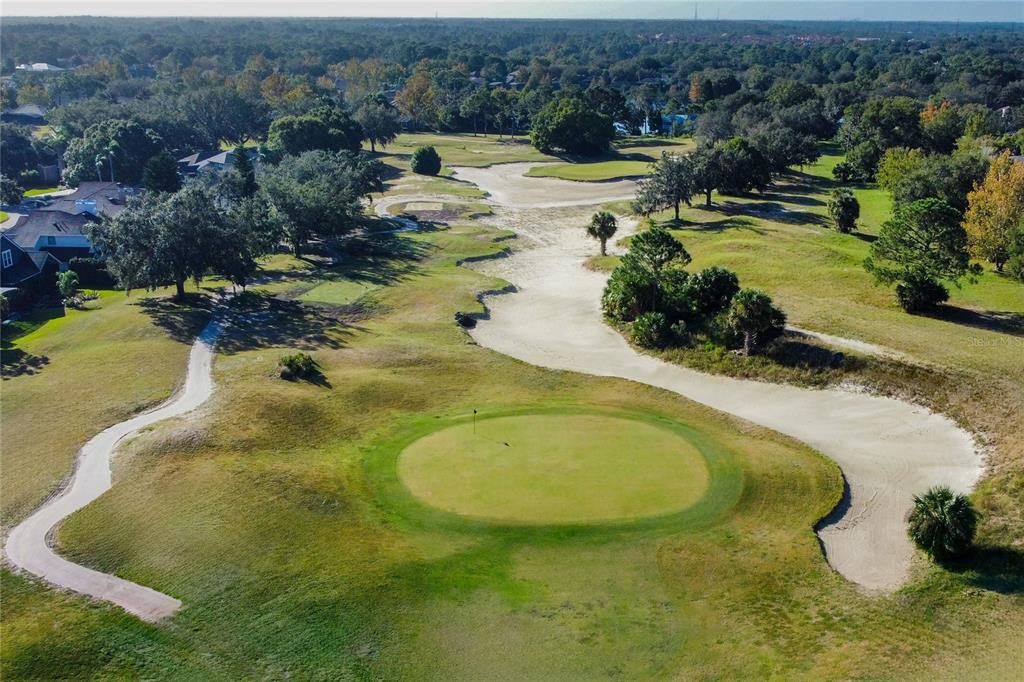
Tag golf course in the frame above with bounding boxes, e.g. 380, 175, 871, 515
2, 132, 1023, 681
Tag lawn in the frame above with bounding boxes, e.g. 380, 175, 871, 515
0, 211, 9, 222
525, 136, 695, 181
24, 187, 60, 197
3, 146, 1023, 680
380, 132, 552, 168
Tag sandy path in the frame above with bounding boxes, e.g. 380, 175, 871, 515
446, 164, 981, 591
4, 316, 222, 622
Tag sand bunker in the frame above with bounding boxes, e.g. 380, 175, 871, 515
446, 163, 981, 591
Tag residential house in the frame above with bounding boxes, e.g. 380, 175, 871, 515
15, 63, 65, 73
0, 233, 59, 289
178, 148, 258, 177
1, 103, 47, 125
39, 181, 134, 219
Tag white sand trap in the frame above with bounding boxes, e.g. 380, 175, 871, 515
405, 202, 444, 211
4, 317, 223, 622
443, 164, 982, 591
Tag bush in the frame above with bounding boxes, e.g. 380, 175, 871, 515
908, 486, 978, 561
632, 311, 671, 348
57, 270, 79, 300
601, 258, 658, 321
69, 257, 115, 288
410, 146, 442, 175
894, 275, 948, 313
278, 352, 319, 381
683, 266, 740, 321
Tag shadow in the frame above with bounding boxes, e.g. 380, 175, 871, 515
0, 347, 51, 379
851, 232, 878, 243
329, 228, 431, 287
768, 336, 866, 371
945, 546, 1024, 595
925, 305, 1024, 338
698, 200, 828, 227
758, 191, 825, 207
133, 294, 215, 344
217, 292, 357, 354
672, 216, 768, 235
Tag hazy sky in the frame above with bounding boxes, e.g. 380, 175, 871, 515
2, 0, 1021, 22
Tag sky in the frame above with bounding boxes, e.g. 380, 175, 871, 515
1, 0, 1021, 22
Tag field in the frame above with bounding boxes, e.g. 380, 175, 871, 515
2, 135, 1023, 680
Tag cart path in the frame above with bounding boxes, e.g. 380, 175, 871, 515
4, 316, 222, 622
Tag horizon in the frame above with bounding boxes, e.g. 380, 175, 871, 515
2, 1, 1022, 22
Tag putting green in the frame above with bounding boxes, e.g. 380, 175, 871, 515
397, 414, 710, 524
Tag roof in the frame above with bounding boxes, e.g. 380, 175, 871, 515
16, 63, 64, 72
40, 182, 130, 218
2, 104, 47, 118
178, 149, 254, 174
0, 235, 45, 286
6, 211, 95, 251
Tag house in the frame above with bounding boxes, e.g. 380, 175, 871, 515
178, 149, 257, 177
39, 182, 134, 219
15, 63, 65, 73
4, 211, 96, 264
0, 227, 69, 290
661, 114, 698, 134
1, 103, 47, 125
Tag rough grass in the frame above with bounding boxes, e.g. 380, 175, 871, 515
23, 187, 60, 197
0, 288, 211, 527
3, 153, 1023, 680
381, 132, 552, 167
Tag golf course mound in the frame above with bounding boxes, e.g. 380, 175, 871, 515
397, 413, 711, 524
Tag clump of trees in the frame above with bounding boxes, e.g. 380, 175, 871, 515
602, 225, 785, 354
355, 94, 401, 152
864, 198, 981, 312
1, 174, 24, 205
908, 486, 978, 562
530, 95, 615, 156
267, 105, 363, 156
410, 145, 442, 175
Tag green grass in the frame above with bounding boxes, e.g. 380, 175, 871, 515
0, 211, 9, 222
3, 147, 1023, 681
381, 132, 553, 168
526, 159, 651, 181
396, 412, 713, 524
24, 187, 60, 197
525, 137, 696, 182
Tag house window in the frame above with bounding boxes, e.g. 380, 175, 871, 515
2, 250, 12, 268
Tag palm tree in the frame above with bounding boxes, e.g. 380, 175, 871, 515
907, 486, 978, 561
587, 211, 618, 256
827, 188, 860, 233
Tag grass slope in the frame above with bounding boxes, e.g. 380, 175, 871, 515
526, 136, 696, 181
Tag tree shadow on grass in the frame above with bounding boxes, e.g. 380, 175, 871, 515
926, 305, 1024, 338
218, 292, 358, 355
133, 294, 215, 345
944, 546, 1024, 595
710, 200, 829, 227
330, 229, 431, 287
672, 215, 768, 235
0, 347, 50, 379
758, 191, 826, 207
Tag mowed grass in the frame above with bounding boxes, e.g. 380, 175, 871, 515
381, 132, 551, 167
396, 412, 713, 524
2, 151, 1023, 680
0, 288, 211, 527
23, 187, 60, 197
526, 136, 696, 181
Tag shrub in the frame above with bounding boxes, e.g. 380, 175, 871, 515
279, 352, 319, 381
601, 257, 658, 321
683, 266, 740, 321
632, 311, 671, 348
69, 257, 115, 288
410, 145, 442, 175
57, 270, 79, 300
894, 275, 948, 313
827, 188, 860, 233
908, 486, 978, 561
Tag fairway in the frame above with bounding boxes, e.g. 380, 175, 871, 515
398, 414, 710, 524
